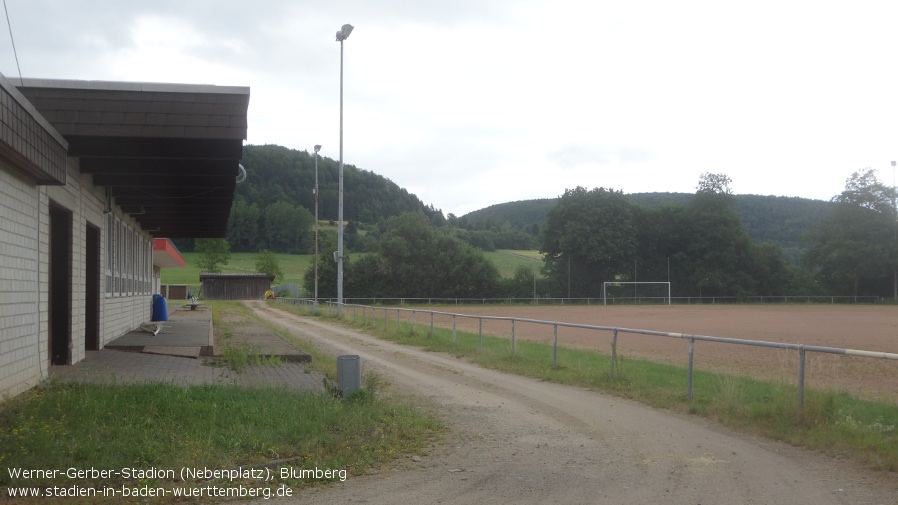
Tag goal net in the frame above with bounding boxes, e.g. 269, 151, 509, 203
602, 282, 671, 305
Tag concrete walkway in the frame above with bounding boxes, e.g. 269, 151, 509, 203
50, 308, 324, 392
104, 311, 215, 357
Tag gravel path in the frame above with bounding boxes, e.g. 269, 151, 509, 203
247, 302, 897, 505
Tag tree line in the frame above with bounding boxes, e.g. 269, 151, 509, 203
460, 192, 835, 265
224, 144, 444, 253
539, 171, 897, 299
190, 142, 897, 301
294, 170, 896, 301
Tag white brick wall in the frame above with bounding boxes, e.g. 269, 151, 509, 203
1, 158, 154, 400
0, 163, 42, 399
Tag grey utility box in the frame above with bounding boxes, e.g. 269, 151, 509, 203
337, 355, 361, 395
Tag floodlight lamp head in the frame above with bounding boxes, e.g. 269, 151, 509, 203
336, 24, 354, 41
314, 144, 321, 153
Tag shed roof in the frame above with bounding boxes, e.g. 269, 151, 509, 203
17, 78, 250, 238
199, 273, 275, 280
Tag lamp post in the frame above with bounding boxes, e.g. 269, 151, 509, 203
336, 23, 353, 315
313, 144, 321, 309
892, 160, 896, 302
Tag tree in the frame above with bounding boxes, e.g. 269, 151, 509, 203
339, 212, 500, 298
805, 168, 898, 296
227, 198, 261, 252
540, 187, 640, 297
696, 172, 733, 195
503, 264, 539, 298
195, 238, 231, 273
834, 167, 897, 214
254, 249, 284, 282
303, 234, 339, 298
263, 202, 315, 253
675, 189, 758, 297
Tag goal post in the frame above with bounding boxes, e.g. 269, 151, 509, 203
603, 281, 671, 306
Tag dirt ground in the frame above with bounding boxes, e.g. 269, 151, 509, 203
245, 302, 898, 505
420, 304, 898, 403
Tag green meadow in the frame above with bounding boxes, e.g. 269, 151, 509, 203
161, 249, 545, 295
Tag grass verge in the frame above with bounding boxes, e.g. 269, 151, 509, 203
0, 303, 441, 504
275, 302, 898, 472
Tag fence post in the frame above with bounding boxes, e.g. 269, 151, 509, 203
511, 319, 516, 357
412, 310, 417, 333
478, 317, 483, 350
687, 338, 695, 400
798, 346, 806, 411
610, 329, 618, 379
452, 315, 457, 343
430, 312, 434, 338
553, 324, 558, 366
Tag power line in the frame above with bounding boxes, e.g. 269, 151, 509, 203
2, 0, 22, 85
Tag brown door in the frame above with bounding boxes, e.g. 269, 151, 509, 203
49, 204, 72, 365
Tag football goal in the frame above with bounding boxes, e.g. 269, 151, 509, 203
602, 281, 671, 305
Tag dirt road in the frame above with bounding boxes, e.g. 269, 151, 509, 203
247, 302, 896, 505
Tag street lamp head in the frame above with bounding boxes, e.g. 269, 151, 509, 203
314, 144, 321, 153
336, 23, 354, 41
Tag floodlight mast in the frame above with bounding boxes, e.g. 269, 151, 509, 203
336, 23, 353, 315
313, 144, 321, 308
893, 160, 896, 302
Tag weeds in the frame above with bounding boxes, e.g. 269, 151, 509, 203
221, 343, 250, 372
321, 371, 388, 405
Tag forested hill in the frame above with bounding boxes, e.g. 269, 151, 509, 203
461, 193, 837, 262
237, 144, 441, 224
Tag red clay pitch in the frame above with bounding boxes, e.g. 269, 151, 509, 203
422, 304, 898, 403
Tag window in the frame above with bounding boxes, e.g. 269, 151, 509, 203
116, 219, 123, 294
105, 217, 154, 296
105, 213, 114, 293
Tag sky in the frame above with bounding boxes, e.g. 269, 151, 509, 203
1, 0, 897, 217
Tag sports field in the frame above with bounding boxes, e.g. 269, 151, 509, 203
425, 304, 898, 403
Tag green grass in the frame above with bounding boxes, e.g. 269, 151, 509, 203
291, 304, 898, 472
161, 252, 312, 289
210, 302, 284, 372
0, 383, 438, 488
497, 249, 543, 260
0, 302, 442, 502
161, 249, 548, 295
484, 250, 544, 278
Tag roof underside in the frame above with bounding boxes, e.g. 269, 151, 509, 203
17, 79, 250, 238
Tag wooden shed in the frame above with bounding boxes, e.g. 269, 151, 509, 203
199, 273, 275, 300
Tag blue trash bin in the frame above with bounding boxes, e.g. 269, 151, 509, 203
151, 294, 168, 322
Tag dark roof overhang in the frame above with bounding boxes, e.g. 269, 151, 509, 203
0, 74, 68, 184
17, 79, 250, 238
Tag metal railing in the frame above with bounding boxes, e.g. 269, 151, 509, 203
286, 295, 885, 306
274, 298, 898, 409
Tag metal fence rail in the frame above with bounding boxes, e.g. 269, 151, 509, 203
291, 295, 885, 306
275, 298, 898, 409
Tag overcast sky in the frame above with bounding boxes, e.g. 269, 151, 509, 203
2, 0, 897, 216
